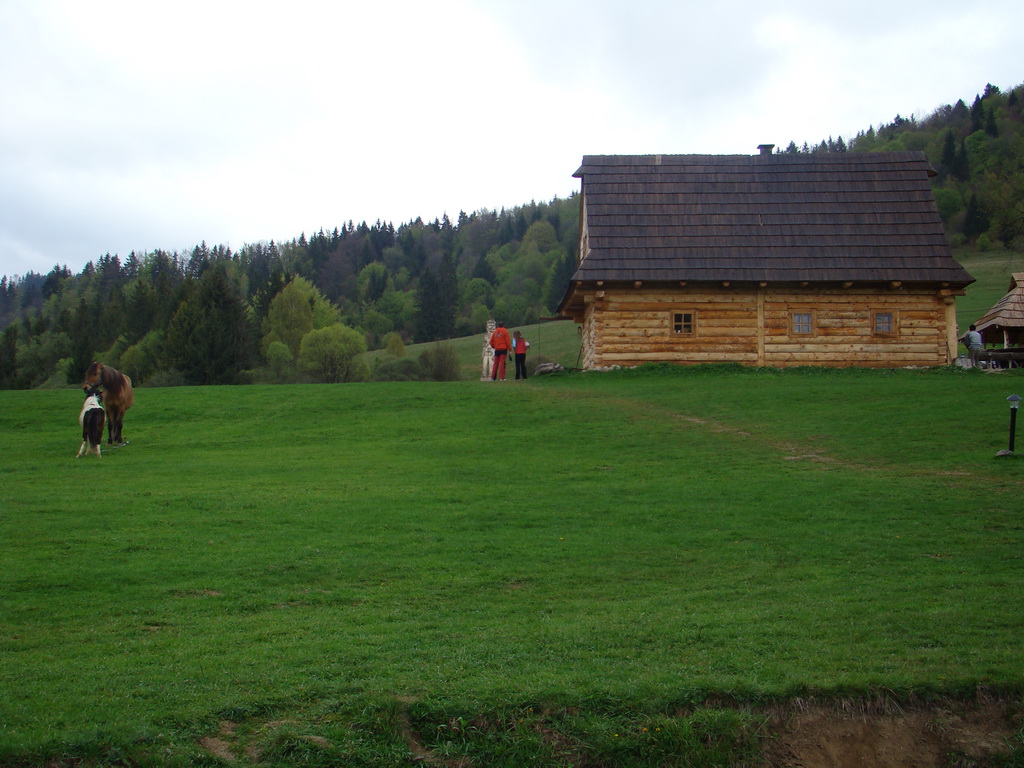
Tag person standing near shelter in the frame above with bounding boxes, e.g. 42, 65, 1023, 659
512, 330, 530, 379
489, 321, 512, 381
963, 324, 984, 367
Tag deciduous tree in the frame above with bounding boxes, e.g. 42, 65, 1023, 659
298, 323, 367, 383
262, 276, 339, 356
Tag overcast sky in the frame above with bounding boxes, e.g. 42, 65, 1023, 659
1, 0, 1020, 279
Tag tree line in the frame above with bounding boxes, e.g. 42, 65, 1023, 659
0, 200, 579, 388
1, 81, 1022, 389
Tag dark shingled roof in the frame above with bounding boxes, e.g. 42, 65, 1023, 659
568, 152, 974, 286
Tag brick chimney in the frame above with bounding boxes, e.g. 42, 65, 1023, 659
757, 144, 775, 156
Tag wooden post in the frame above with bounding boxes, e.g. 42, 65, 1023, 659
756, 285, 766, 367
944, 301, 958, 364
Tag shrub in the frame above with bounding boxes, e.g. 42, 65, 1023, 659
382, 332, 406, 359
265, 340, 293, 380
419, 342, 461, 381
298, 324, 368, 383
372, 357, 422, 382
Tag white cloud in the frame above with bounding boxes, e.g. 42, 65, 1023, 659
1, 0, 1021, 277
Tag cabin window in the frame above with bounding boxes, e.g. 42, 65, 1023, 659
791, 311, 813, 335
672, 311, 695, 335
873, 310, 898, 336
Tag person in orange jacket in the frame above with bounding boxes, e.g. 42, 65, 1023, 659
512, 330, 530, 379
489, 321, 512, 380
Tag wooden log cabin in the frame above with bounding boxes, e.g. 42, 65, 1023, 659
556, 149, 975, 369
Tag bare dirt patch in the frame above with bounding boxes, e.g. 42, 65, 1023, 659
198, 720, 238, 763
761, 699, 1021, 768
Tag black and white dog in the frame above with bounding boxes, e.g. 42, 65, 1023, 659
78, 385, 106, 458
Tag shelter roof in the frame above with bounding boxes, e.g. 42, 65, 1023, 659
976, 272, 1024, 331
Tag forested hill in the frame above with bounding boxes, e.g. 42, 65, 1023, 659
0, 81, 1022, 389
0, 201, 581, 388
780, 81, 1024, 250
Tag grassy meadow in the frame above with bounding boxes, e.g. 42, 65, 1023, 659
3, 362, 1024, 766
3, 247, 1024, 766
365, 316, 583, 381
953, 246, 1024, 336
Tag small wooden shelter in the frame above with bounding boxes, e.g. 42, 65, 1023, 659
974, 273, 1024, 348
557, 150, 975, 369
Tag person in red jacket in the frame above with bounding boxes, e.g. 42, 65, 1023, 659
489, 321, 512, 380
512, 330, 530, 379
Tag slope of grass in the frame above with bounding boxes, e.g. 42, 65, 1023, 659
956, 245, 1024, 334
2, 364, 1023, 765
366, 318, 581, 380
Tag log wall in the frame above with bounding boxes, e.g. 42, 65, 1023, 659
580, 286, 957, 369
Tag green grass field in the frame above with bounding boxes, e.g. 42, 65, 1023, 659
3, 362, 1024, 766
3, 247, 1024, 766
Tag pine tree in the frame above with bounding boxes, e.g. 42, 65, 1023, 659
985, 106, 999, 137
166, 266, 253, 384
970, 95, 984, 132
983, 83, 1001, 99
436, 252, 458, 339
124, 278, 157, 345
941, 129, 957, 168
952, 139, 971, 182
0, 325, 18, 388
544, 252, 577, 312
414, 269, 441, 342
67, 298, 96, 384
413, 252, 458, 342
472, 255, 496, 284
963, 193, 990, 239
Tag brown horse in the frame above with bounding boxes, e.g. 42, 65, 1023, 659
83, 363, 134, 445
